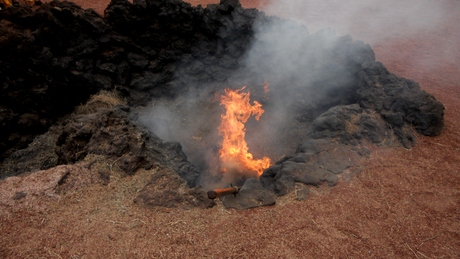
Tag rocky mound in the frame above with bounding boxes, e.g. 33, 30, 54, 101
0, 0, 444, 209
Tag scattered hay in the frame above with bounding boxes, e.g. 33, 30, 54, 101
75, 90, 127, 115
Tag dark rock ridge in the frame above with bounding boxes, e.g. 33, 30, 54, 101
221, 178, 276, 210
260, 139, 367, 196
54, 106, 200, 187
0, 0, 259, 161
0, 0, 445, 209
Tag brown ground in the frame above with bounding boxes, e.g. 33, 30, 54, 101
1, 0, 459, 258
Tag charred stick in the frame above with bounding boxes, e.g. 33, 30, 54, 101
207, 186, 240, 199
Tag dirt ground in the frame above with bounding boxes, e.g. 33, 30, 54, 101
1, 0, 459, 258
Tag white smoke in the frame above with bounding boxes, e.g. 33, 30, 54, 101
137, 0, 457, 187
259, 0, 459, 93
137, 89, 223, 180
263, 0, 447, 44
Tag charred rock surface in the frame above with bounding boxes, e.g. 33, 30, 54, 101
0, 129, 59, 180
0, 0, 265, 161
0, 2, 112, 160
54, 105, 200, 187
260, 139, 366, 196
358, 61, 445, 143
221, 178, 276, 210
0, 0, 444, 160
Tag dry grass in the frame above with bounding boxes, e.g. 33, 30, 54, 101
1, 110, 459, 258
75, 90, 127, 115
1, 136, 459, 258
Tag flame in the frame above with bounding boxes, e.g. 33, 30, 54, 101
218, 86, 271, 178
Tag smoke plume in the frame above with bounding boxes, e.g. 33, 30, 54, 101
262, 0, 458, 73
138, 0, 453, 188
263, 0, 446, 43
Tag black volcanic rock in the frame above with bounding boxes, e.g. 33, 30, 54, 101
221, 178, 276, 210
260, 141, 364, 196
55, 106, 200, 187
0, 0, 444, 160
358, 62, 444, 137
0, 2, 111, 160
0, 0, 265, 161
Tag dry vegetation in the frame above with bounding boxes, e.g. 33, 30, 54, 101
1, 0, 459, 258
75, 90, 127, 115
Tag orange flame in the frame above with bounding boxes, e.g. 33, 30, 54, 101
218, 86, 271, 178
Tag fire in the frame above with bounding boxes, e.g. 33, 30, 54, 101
218, 86, 271, 178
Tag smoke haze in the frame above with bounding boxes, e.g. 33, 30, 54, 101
137, 0, 457, 188
262, 0, 459, 74
263, 0, 447, 43
138, 1, 362, 187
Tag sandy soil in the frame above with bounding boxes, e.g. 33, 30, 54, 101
1, 0, 459, 258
